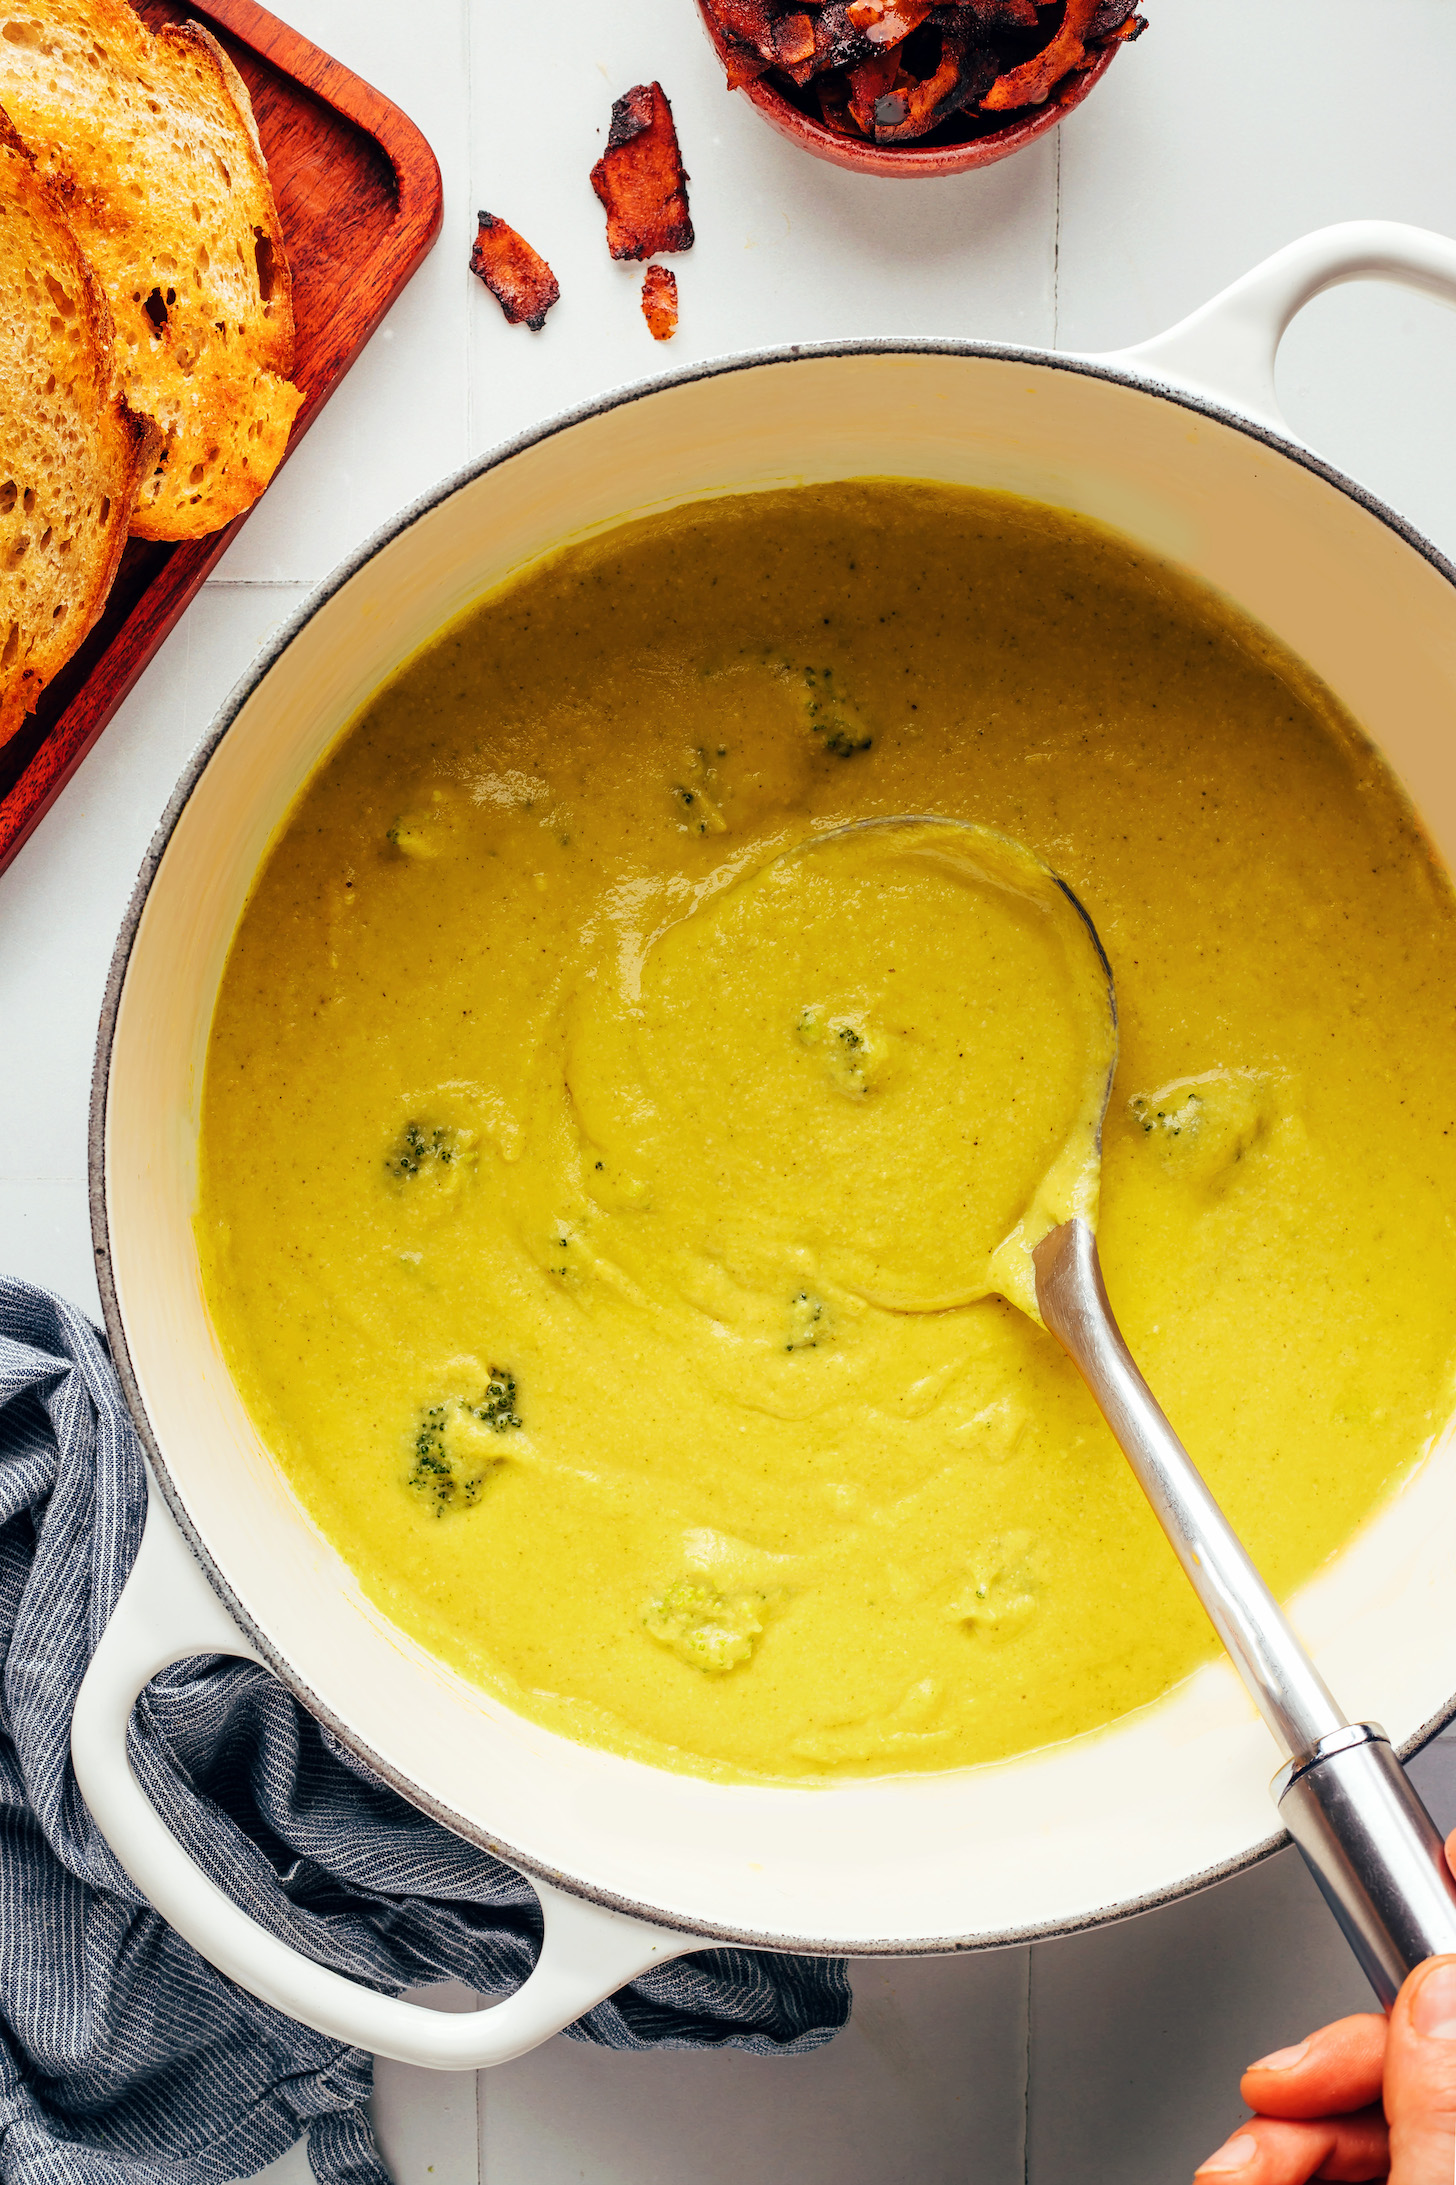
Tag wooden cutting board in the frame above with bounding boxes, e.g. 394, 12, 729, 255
0, 0, 443, 877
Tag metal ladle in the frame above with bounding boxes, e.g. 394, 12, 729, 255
1035, 1216, 1456, 2005
808, 814, 1456, 2004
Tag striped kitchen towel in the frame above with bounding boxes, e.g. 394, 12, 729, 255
0, 1278, 849, 2185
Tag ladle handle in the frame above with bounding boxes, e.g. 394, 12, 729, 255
1033, 1220, 1343, 1759
1276, 1728, 1456, 2010
1033, 1219, 1456, 2006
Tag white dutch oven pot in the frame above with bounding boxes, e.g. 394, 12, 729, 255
77, 222, 1456, 2070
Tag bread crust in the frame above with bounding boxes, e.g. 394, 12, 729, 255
0, 103, 159, 747
0, 0, 303, 542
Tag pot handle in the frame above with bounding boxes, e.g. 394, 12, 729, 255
71, 1481, 696, 2071
1100, 219, 1456, 432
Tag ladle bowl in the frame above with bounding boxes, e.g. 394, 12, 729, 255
787, 813, 1117, 1318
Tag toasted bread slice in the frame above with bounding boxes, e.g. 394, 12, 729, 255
0, 108, 157, 747
0, 1, 302, 541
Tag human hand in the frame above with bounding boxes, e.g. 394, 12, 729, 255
1193, 1954, 1456, 2182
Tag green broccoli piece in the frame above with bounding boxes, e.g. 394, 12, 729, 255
643, 1579, 763, 1673
785, 1290, 826, 1353
407, 1370, 522, 1515
385, 1122, 461, 1180
477, 1366, 522, 1431
802, 665, 872, 758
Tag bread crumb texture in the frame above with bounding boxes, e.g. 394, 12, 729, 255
0, 110, 156, 745
0, 1, 302, 541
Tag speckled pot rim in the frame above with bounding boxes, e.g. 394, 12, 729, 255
88, 336, 1456, 1958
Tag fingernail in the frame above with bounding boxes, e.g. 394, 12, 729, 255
1195, 2135, 1258, 2175
1247, 2039, 1309, 2072
1413, 1961, 1456, 2039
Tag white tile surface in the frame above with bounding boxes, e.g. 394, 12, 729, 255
373, 1987, 483, 2185
212, 0, 474, 581
1027, 1848, 1376, 2185
0, 620, 189, 1192
0, 1180, 99, 1317
0, 583, 310, 1316
479, 1953, 1028, 2185
7, 1, 1456, 2180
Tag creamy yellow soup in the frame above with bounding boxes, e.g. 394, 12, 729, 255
197, 481, 1456, 1784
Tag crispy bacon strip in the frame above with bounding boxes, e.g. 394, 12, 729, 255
871, 43, 959, 138
723, 44, 773, 87
878, 32, 998, 136
846, 44, 902, 133
714, 0, 778, 49
817, 69, 866, 135
712, 0, 778, 79
960, 0, 1040, 25
982, 0, 1100, 108
846, 0, 934, 42
773, 10, 819, 82
641, 264, 679, 341
810, 4, 880, 78
590, 82, 695, 262
468, 212, 559, 332
1089, 0, 1147, 38
774, 10, 817, 62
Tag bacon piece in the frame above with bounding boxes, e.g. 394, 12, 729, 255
846, 0, 934, 41
641, 264, 679, 341
708, 0, 778, 78
712, 0, 778, 49
774, 10, 818, 62
468, 212, 559, 332
982, 0, 1100, 107
846, 44, 902, 132
590, 82, 695, 262
959, 0, 1039, 24
1092, 0, 1146, 39
811, 4, 880, 76
877, 32, 998, 135
817, 69, 867, 133
773, 10, 820, 81
869, 50, 957, 137
723, 42, 773, 87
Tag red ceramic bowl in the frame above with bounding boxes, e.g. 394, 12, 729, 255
693, 2, 1124, 178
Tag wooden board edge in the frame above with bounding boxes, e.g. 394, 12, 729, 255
0, 6, 444, 880
189, 0, 445, 292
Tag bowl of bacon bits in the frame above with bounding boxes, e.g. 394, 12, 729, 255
695, 0, 1146, 175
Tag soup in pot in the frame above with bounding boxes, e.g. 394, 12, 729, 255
196, 482, 1456, 1783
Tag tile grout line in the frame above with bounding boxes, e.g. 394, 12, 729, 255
473, 1994, 485, 2185
1023, 1948, 1034, 2185
1051, 130, 1061, 350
